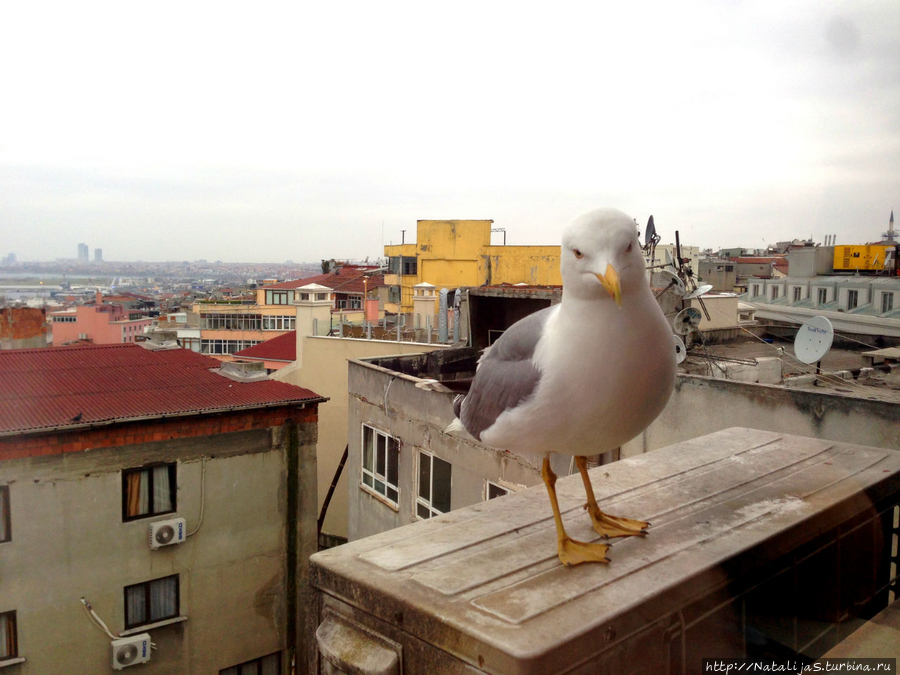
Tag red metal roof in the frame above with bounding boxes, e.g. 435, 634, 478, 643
0, 343, 324, 436
266, 266, 384, 294
234, 331, 297, 362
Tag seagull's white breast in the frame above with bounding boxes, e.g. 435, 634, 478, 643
480, 291, 675, 456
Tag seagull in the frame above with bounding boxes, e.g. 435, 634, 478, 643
451, 208, 676, 566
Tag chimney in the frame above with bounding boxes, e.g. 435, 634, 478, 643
95, 291, 103, 305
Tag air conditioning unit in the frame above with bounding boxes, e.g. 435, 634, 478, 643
111, 634, 151, 670
149, 517, 186, 549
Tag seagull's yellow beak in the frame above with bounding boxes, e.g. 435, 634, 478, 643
595, 264, 622, 307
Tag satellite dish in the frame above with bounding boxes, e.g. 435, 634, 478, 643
663, 248, 677, 271
651, 269, 686, 296
673, 307, 702, 335
645, 215, 657, 246
673, 334, 687, 363
793, 316, 834, 364
684, 284, 713, 299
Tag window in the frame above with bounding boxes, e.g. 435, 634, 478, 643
817, 288, 827, 305
53, 315, 76, 323
0, 487, 9, 543
388, 286, 401, 304
123, 464, 176, 521
417, 451, 451, 519
262, 315, 295, 331
200, 339, 261, 354
752, 284, 762, 297
361, 425, 400, 506
771, 286, 780, 300
486, 481, 510, 500
792, 287, 802, 302
221, 652, 281, 675
124, 575, 179, 630
847, 289, 859, 310
0, 611, 16, 661
200, 313, 262, 330
882, 293, 894, 314
265, 290, 292, 305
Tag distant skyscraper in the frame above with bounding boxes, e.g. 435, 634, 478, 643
78, 243, 89, 262
94, 248, 102, 262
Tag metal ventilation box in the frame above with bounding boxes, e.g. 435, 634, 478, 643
310, 428, 900, 675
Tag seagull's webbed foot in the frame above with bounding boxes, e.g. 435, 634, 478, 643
558, 536, 611, 566
586, 507, 649, 539
576, 456, 649, 539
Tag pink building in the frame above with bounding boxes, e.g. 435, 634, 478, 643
49, 294, 153, 346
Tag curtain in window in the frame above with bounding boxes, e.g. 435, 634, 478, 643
0, 613, 15, 659
260, 654, 279, 675
125, 585, 147, 626
150, 576, 178, 622
125, 471, 148, 518
152, 465, 173, 514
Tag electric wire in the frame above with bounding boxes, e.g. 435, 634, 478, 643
693, 301, 900, 402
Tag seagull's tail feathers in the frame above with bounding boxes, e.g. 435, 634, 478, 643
444, 416, 477, 441
445, 395, 478, 440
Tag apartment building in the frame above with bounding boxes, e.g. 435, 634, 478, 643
192, 266, 384, 361
0, 339, 325, 674
384, 220, 561, 316
48, 294, 153, 346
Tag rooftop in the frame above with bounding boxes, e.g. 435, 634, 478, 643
234, 330, 297, 362
0, 343, 324, 436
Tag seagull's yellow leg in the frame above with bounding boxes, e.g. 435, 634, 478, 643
576, 456, 649, 538
541, 457, 610, 566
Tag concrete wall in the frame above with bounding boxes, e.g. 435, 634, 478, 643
347, 360, 561, 541
0, 421, 319, 675
623, 374, 900, 458
274, 336, 447, 538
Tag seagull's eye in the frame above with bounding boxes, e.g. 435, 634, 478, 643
573, 248, 584, 259
626, 243, 633, 253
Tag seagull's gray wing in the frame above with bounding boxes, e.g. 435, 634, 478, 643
458, 307, 552, 441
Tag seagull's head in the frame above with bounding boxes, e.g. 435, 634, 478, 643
560, 208, 645, 304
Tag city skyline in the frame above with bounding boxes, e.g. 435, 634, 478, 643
1, 1, 898, 263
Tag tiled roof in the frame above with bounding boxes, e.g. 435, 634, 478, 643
234, 331, 297, 362
0, 343, 324, 436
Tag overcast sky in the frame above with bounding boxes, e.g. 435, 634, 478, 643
1, 1, 898, 263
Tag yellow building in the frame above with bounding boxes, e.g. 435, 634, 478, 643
384, 219, 562, 315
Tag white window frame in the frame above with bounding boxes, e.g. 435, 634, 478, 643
792, 286, 802, 302
816, 287, 828, 305
847, 289, 859, 310
882, 292, 894, 314
361, 425, 400, 507
485, 481, 510, 501
416, 451, 451, 520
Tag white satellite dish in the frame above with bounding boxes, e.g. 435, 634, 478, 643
673, 307, 702, 335
673, 334, 687, 363
684, 284, 713, 299
793, 316, 834, 365
651, 269, 686, 296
